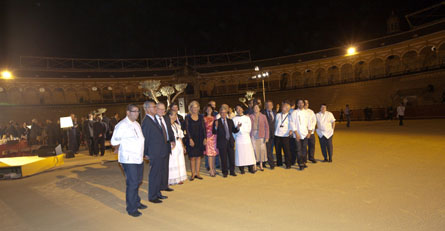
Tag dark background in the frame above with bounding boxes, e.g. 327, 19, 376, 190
1, 0, 442, 62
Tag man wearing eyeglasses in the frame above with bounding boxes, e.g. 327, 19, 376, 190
111, 104, 146, 217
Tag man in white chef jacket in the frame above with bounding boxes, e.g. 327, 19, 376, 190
111, 104, 146, 217
304, 100, 317, 163
291, 99, 311, 171
315, 104, 335, 162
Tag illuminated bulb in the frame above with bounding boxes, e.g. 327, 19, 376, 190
347, 47, 356, 56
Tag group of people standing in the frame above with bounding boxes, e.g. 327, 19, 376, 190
111, 98, 336, 217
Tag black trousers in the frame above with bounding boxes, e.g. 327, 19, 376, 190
275, 136, 291, 167
86, 137, 94, 155
290, 137, 297, 165
346, 115, 351, 127
218, 142, 235, 175
399, 115, 404, 126
319, 136, 333, 160
265, 137, 275, 168
239, 165, 254, 173
161, 153, 170, 190
148, 155, 168, 200
296, 138, 308, 167
307, 134, 316, 161
121, 163, 143, 214
94, 137, 105, 155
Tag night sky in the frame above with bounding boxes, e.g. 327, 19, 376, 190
2, 0, 442, 63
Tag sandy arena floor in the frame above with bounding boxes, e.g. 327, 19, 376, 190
1, 119, 445, 231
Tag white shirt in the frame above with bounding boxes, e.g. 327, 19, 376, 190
397, 106, 405, 117
316, 111, 336, 139
306, 108, 316, 135
156, 115, 170, 141
274, 112, 291, 137
291, 109, 310, 140
111, 117, 145, 164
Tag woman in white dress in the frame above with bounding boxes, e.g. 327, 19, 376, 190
232, 105, 257, 174
168, 111, 187, 185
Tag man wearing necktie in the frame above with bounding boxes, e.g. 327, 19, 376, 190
262, 100, 277, 169
213, 106, 240, 177
142, 101, 175, 204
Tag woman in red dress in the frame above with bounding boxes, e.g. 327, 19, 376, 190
203, 104, 219, 177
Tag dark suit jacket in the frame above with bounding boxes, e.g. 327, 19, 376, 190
212, 117, 239, 149
262, 109, 277, 139
141, 114, 175, 159
93, 121, 107, 139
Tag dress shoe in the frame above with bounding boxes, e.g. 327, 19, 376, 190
249, 170, 256, 174
128, 210, 142, 217
310, 159, 317, 163
206, 167, 210, 171
260, 168, 264, 171
303, 164, 308, 168
299, 166, 304, 171
240, 170, 245, 174
223, 174, 228, 178
230, 173, 237, 176
162, 188, 174, 192
159, 195, 168, 199
149, 199, 162, 203
190, 176, 195, 181
138, 204, 148, 210
270, 166, 275, 170
285, 166, 291, 169
328, 159, 332, 162
195, 175, 203, 180
322, 159, 329, 162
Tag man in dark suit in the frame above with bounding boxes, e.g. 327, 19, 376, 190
262, 100, 276, 169
212, 106, 240, 177
142, 100, 175, 203
83, 113, 95, 156
93, 114, 107, 156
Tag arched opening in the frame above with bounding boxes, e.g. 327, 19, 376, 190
53, 88, 65, 104
438, 43, 445, 65
315, 68, 327, 86
65, 88, 77, 104
114, 87, 125, 102
0, 88, 7, 104
41, 89, 52, 104
369, 58, 385, 78
341, 64, 353, 82
402, 50, 418, 72
7, 88, 23, 105
77, 88, 89, 103
385, 55, 402, 76
292, 71, 303, 88
102, 87, 113, 103
419, 46, 438, 69
23, 88, 39, 105
327, 66, 340, 84
303, 69, 313, 87
354, 61, 368, 80
280, 73, 290, 90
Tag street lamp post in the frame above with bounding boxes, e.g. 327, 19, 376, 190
251, 66, 269, 105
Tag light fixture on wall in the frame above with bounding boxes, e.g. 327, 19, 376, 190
346, 47, 357, 56
0, 87, 4, 92
39, 87, 45, 93
107, 86, 113, 91
92, 87, 98, 91
1, 70, 13, 80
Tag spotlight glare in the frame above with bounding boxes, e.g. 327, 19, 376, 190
1, 70, 13, 79
347, 47, 356, 56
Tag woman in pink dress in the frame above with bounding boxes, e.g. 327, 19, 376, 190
203, 104, 218, 177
